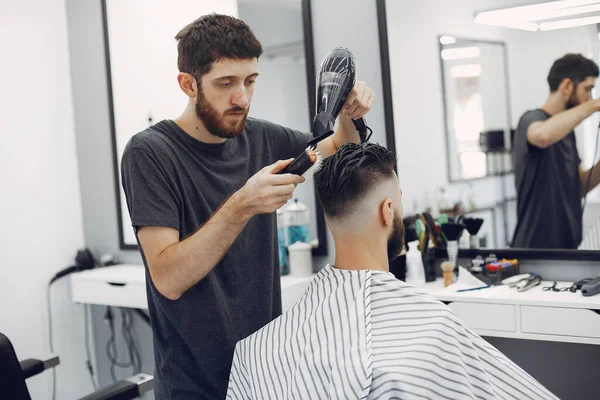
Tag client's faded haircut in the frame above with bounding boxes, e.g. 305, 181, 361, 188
315, 143, 397, 219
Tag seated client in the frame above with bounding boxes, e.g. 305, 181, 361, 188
226, 143, 557, 400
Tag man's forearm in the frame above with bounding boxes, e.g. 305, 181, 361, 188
317, 117, 360, 158
532, 102, 595, 147
582, 160, 600, 196
153, 192, 251, 300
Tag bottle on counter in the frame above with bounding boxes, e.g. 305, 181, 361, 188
277, 209, 289, 275
285, 199, 311, 246
405, 240, 426, 286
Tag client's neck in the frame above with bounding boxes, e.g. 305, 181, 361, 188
332, 233, 390, 273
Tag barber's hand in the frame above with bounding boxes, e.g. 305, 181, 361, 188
236, 159, 305, 218
340, 81, 375, 120
589, 97, 600, 112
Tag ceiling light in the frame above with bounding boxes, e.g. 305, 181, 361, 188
476, 0, 600, 22
474, 19, 540, 31
439, 36, 457, 45
441, 46, 481, 60
530, 3, 600, 22
539, 14, 600, 30
451, 64, 482, 78
474, 0, 600, 31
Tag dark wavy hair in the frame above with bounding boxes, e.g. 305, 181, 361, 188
547, 53, 599, 92
315, 143, 397, 219
174, 14, 263, 80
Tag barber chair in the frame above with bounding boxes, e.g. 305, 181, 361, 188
0, 332, 153, 400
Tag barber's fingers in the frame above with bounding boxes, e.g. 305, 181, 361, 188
265, 172, 305, 186
266, 158, 294, 174
272, 183, 297, 197
266, 185, 296, 206
358, 91, 375, 119
342, 83, 362, 117
349, 85, 374, 120
344, 81, 374, 120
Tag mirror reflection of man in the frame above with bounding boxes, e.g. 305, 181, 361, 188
512, 53, 600, 249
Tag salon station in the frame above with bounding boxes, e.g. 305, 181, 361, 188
3, 0, 600, 399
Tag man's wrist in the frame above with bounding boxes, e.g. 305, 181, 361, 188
227, 189, 253, 225
582, 100, 599, 116
336, 116, 361, 144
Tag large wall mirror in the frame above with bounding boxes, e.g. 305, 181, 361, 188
440, 37, 512, 182
104, 0, 328, 255
377, 0, 600, 260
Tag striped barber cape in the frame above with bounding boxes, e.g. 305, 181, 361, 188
226, 264, 558, 400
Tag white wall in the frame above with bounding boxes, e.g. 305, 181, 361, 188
384, 0, 600, 245
0, 0, 91, 398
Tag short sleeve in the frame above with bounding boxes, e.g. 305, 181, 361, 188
519, 110, 547, 153
265, 121, 311, 160
121, 144, 180, 232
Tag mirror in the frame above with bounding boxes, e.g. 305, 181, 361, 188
377, 0, 600, 259
439, 37, 512, 182
104, 0, 327, 255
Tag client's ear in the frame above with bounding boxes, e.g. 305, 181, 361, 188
380, 198, 394, 227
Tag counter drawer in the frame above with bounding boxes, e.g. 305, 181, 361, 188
448, 302, 516, 332
521, 306, 600, 339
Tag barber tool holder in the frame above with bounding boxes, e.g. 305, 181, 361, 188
466, 257, 520, 286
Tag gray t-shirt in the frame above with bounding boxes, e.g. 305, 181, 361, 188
121, 118, 309, 399
512, 109, 582, 249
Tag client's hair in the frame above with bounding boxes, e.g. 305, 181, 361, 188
315, 143, 396, 219
547, 53, 599, 92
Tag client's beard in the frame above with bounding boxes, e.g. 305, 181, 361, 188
387, 213, 405, 261
195, 90, 248, 139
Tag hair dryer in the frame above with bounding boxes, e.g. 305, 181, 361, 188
309, 47, 371, 145
49, 248, 96, 285
280, 47, 372, 177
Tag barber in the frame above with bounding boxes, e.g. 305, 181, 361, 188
120, 13, 374, 400
513, 53, 600, 249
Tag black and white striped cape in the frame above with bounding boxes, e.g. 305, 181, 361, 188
227, 264, 558, 400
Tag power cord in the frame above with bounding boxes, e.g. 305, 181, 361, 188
105, 307, 142, 382
47, 249, 99, 399
84, 304, 98, 390
46, 283, 56, 400
582, 124, 600, 214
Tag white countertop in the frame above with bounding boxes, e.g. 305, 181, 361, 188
421, 279, 600, 310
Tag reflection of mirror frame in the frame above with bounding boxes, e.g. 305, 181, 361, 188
376, 0, 600, 261
438, 35, 513, 183
104, 0, 328, 256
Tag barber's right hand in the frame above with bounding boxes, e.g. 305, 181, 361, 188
235, 159, 305, 218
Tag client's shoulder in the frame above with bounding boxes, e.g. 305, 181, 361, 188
369, 271, 456, 316
369, 271, 440, 301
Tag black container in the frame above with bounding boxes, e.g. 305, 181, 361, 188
389, 254, 406, 282
424, 247, 437, 282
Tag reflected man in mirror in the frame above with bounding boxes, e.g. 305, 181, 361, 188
513, 53, 600, 249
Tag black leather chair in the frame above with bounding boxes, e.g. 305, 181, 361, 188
0, 332, 153, 400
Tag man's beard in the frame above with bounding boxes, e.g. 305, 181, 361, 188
566, 87, 580, 109
195, 90, 248, 139
387, 213, 405, 261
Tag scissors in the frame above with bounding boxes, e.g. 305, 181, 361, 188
542, 281, 570, 292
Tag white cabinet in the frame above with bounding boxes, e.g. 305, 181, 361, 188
429, 280, 600, 345
521, 306, 600, 340
448, 302, 516, 332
